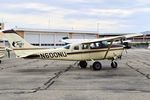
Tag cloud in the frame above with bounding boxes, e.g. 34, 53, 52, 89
88, 8, 132, 17
0, 2, 57, 13
62, 0, 105, 3
2, 2, 150, 18
0, 1, 149, 32
136, 0, 150, 5
0, 11, 131, 32
66, 7, 150, 20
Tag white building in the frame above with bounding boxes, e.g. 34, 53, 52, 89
3, 28, 99, 48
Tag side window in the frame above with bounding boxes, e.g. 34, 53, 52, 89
90, 41, 108, 49
74, 46, 79, 50
90, 43, 98, 49
82, 44, 89, 49
101, 41, 108, 47
64, 45, 70, 49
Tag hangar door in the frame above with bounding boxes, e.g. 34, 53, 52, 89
55, 33, 68, 47
85, 34, 97, 39
24, 32, 40, 46
72, 34, 85, 39
40, 34, 55, 48
72, 34, 97, 39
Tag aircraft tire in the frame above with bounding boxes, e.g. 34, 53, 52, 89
92, 61, 102, 71
111, 61, 118, 68
79, 61, 87, 69
0, 60, 1, 64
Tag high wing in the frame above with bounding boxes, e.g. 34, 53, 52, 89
64, 33, 143, 44
61, 38, 93, 44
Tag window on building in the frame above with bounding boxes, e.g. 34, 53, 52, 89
56, 44, 65, 46
32, 44, 40, 46
41, 44, 54, 46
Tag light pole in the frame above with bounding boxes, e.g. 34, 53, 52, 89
97, 23, 100, 33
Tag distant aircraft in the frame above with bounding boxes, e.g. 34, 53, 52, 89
3, 32, 142, 70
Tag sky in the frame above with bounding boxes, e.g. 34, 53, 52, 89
0, 0, 150, 33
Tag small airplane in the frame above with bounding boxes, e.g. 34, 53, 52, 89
3, 32, 142, 70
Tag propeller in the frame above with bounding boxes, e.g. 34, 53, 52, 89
120, 38, 128, 54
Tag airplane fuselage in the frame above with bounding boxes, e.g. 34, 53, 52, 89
23, 44, 124, 61
39, 48, 123, 61
3, 32, 142, 70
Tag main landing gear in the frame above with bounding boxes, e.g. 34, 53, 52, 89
79, 60, 118, 71
92, 61, 102, 71
79, 61, 87, 69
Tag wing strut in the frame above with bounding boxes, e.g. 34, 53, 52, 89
103, 40, 114, 59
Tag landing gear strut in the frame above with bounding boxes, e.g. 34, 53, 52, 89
92, 61, 102, 71
111, 61, 118, 68
79, 61, 87, 69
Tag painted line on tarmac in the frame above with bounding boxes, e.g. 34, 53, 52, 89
0, 65, 73, 95
0, 59, 39, 71
126, 61, 150, 79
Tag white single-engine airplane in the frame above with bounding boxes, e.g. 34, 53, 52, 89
3, 32, 142, 70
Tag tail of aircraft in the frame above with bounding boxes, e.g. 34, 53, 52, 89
4, 33, 41, 58
4, 33, 34, 49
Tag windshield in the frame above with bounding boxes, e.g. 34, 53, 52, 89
64, 44, 70, 49
102, 41, 108, 46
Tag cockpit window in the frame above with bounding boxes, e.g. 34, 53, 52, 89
64, 45, 70, 49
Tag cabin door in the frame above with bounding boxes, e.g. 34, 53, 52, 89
81, 44, 90, 60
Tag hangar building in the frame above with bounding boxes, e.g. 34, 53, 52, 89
99, 33, 150, 43
3, 28, 99, 48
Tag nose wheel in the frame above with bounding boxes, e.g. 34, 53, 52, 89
111, 61, 118, 68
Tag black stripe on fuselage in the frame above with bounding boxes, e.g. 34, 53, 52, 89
0, 50, 5, 51
67, 47, 123, 55
13, 48, 49, 50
